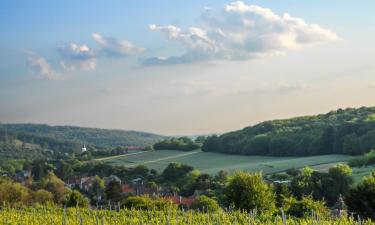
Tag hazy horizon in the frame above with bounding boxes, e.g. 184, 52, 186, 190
1, 1, 375, 135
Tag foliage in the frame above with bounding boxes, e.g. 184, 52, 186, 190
226, 172, 276, 214
2, 123, 165, 148
154, 137, 200, 151
161, 163, 194, 182
0, 178, 30, 206
328, 164, 353, 196
105, 180, 123, 202
40, 172, 70, 204
348, 150, 375, 167
283, 196, 330, 218
190, 195, 220, 212
30, 189, 54, 205
346, 170, 375, 219
65, 190, 89, 208
122, 196, 171, 210
203, 107, 375, 156
0, 206, 373, 225
290, 166, 353, 206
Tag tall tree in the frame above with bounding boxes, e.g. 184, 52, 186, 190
226, 172, 276, 214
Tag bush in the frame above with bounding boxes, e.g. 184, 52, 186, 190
346, 170, 375, 219
65, 190, 89, 208
226, 172, 276, 214
122, 196, 171, 210
283, 196, 329, 218
0, 179, 30, 206
31, 189, 54, 205
190, 195, 220, 212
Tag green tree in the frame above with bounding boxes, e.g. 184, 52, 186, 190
328, 164, 353, 197
105, 180, 122, 202
283, 196, 329, 218
0, 179, 30, 206
191, 195, 220, 212
55, 160, 74, 181
226, 172, 276, 214
346, 170, 375, 219
274, 183, 291, 208
122, 196, 154, 210
31, 189, 54, 204
90, 176, 105, 204
162, 163, 194, 182
40, 172, 70, 204
65, 190, 89, 208
290, 167, 314, 198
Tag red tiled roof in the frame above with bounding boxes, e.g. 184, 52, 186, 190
122, 184, 135, 193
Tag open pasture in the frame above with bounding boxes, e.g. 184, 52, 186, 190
100, 150, 353, 174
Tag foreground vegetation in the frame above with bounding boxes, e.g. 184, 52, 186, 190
0, 206, 374, 225
203, 106, 375, 156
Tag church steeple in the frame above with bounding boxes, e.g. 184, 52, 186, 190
82, 144, 87, 152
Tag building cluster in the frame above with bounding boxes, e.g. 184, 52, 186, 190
66, 175, 197, 207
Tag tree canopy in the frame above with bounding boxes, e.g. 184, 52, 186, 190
203, 107, 375, 156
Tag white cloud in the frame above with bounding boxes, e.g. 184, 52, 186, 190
27, 52, 60, 80
145, 1, 340, 65
58, 43, 96, 71
92, 33, 145, 58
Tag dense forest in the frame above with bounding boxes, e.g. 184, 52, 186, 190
153, 137, 201, 151
0, 124, 166, 161
1, 123, 166, 148
203, 106, 375, 156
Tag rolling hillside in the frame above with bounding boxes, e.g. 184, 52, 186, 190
1, 123, 166, 148
203, 106, 375, 156
100, 149, 353, 174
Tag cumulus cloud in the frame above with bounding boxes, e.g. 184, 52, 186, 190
145, 1, 340, 65
27, 52, 60, 80
92, 33, 145, 58
58, 43, 96, 71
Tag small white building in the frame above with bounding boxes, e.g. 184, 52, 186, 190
82, 144, 87, 152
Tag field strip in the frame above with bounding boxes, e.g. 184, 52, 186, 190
128, 151, 201, 166
201, 158, 349, 174
94, 151, 148, 161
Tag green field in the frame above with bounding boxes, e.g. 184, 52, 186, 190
352, 166, 375, 183
99, 150, 354, 175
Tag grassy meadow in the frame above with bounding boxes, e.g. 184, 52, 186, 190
98, 150, 354, 175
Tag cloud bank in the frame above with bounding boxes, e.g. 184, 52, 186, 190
145, 1, 340, 65
58, 43, 96, 71
27, 52, 60, 80
92, 33, 145, 58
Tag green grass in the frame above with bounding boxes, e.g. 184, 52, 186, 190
101, 150, 354, 175
352, 166, 375, 183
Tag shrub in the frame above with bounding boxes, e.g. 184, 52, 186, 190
283, 196, 329, 218
190, 195, 220, 212
65, 190, 89, 208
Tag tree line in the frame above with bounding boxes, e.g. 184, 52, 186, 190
203, 107, 375, 156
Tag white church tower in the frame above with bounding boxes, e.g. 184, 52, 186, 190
82, 144, 87, 152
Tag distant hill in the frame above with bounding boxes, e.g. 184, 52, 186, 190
203, 106, 375, 156
1, 123, 166, 148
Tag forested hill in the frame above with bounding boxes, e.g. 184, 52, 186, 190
203, 106, 375, 156
1, 123, 166, 148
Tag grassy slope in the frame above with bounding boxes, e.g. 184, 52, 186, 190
101, 150, 354, 174
352, 166, 375, 183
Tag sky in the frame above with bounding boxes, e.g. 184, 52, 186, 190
1, 1, 375, 135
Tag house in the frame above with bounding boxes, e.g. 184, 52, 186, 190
0, 172, 10, 177
105, 175, 122, 186
66, 176, 96, 191
13, 170, 31, 182
122, 184, 135, 194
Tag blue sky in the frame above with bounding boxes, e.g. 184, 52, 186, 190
1, 1, 375, 135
